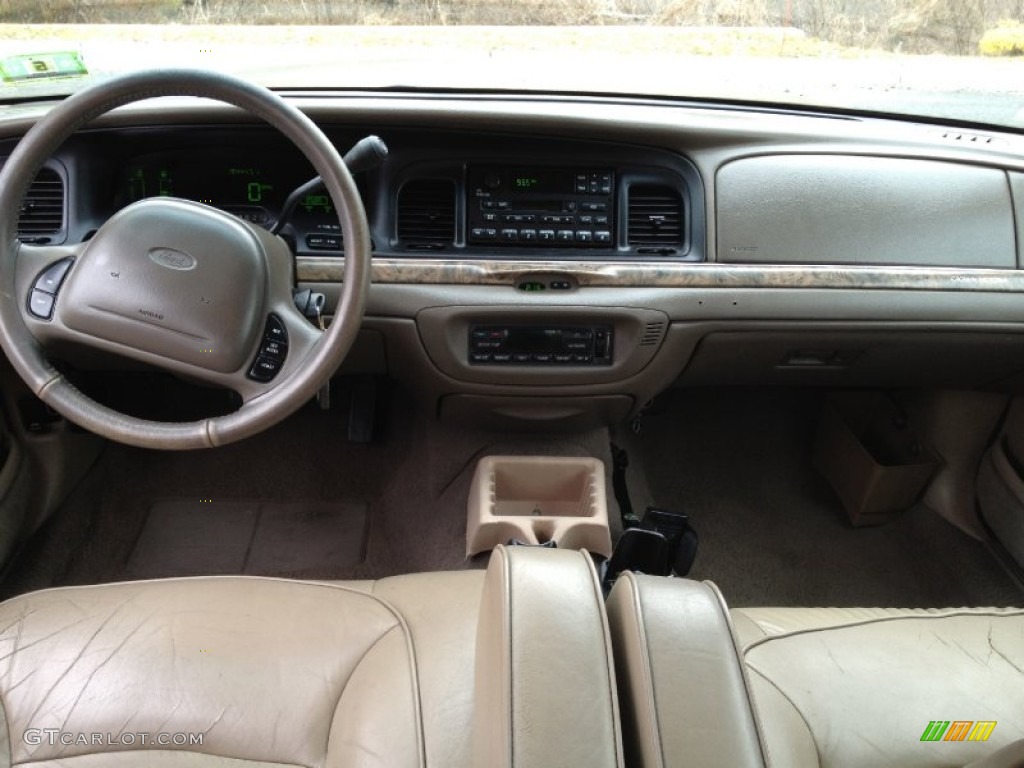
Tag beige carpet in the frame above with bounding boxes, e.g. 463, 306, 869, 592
123, 499, 368, 579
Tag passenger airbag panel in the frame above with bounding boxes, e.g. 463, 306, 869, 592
717, 155, 1016, 268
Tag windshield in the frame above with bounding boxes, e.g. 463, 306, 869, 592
2, 1, 1024, 129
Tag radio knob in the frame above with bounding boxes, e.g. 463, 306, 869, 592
484, 174, 502, 189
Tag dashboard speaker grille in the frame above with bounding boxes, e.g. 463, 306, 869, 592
397, 178, 456, 248
640, 321, 666, 346
627, 185, 682, 249
18, 167, 65, 241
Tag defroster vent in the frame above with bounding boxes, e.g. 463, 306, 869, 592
18, 167, 65, 242
397, 178, 455, 249
627, 185, 682, 252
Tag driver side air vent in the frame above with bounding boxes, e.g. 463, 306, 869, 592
627, 185, 683, 251
397, 178, 456, 249
18, 167, 65, 242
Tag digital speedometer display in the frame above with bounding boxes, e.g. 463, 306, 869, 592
117, 149, 317, 228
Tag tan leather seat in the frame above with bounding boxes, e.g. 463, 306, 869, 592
0, 545, 624, 768
607, 573, 1024, 768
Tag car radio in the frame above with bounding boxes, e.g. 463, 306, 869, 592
467, 166, 614, 247
469, 325, 613, 365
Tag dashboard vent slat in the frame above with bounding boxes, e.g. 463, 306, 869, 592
18, 167, 65, 240
640, 321, 666, 346
627, 185, 682, 249
397, 178, 455, 249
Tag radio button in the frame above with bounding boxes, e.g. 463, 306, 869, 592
539, 230, 556, 242
514, 353, 533, 363
554, 353, 573, 363
500, 228, 519, 242
595, 230, 613, 244
533, 354, 552, 363
556, 230, 575, 243
471, 352, 493, 363
497, 201, 510, 210
482, 213, 498, 223
595, 215, 609, 225
576, 230, 593, 243
520, 229, 538, 241
472, 228, 498, 240
493, 353, 512, 363
481, 200, 496, 210
578, 215, 593, 225
564, 201, 577, 212
573, 354, 592, 363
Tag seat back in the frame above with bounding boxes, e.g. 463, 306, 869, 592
607, 573, 1024, 768
0, 545, 624, 768
475, 544, 625, 768
733, 606, 1024, 768
606, 573, 767, 768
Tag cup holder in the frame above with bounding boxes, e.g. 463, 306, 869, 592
466, 455, 612, 557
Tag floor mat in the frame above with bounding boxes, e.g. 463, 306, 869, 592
124, 499, 368, 580
618, 388, 1024, 608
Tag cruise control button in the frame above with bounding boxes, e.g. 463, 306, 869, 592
34, 259, 73, 294
259, 339, 287, 360
265, 314, 288, 343
28, 290, 55, 319
249, 356, 282, 382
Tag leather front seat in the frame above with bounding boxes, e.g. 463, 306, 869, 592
607, 572, 1024, 768
0, 545, 624, 768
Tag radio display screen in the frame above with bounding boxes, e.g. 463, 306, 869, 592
505, 169, 574, 195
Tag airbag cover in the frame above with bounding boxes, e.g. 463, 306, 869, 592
60, 198, 265, 373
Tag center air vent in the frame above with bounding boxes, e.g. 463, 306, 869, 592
397, 178, 456, 249
627, 185, 683, 251
18, 167, 65, 242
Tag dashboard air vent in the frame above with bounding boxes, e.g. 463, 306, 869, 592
627, 185, 682, 251
640, 321, 666, 347
397, 178, 455, 249
18, 167, 65, 242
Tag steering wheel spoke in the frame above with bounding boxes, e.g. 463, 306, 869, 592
0, 70, 370, 449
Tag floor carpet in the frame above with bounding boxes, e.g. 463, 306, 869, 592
615, 387, 1024, 608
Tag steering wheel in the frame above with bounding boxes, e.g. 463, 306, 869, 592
0, 70, 370, 450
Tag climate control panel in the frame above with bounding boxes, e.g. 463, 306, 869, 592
469, 325, 613, 365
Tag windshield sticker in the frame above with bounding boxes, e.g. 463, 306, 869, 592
0, 52, 87, 84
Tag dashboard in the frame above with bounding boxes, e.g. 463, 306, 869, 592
5, 92, 1024, 429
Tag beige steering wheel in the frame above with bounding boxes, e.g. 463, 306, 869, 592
0, 69, 370, 450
